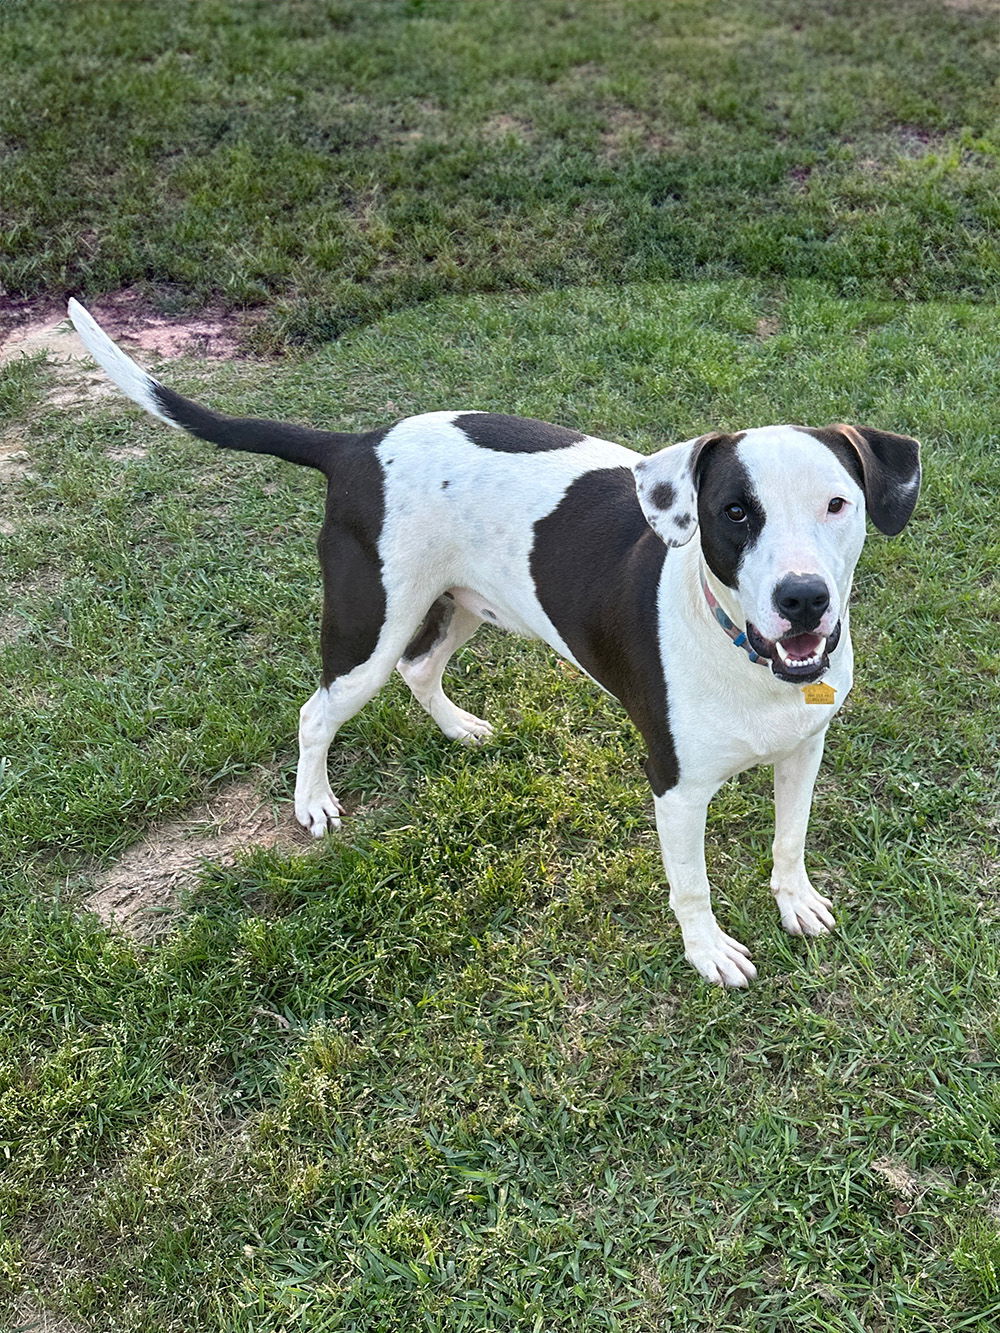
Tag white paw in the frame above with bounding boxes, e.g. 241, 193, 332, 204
439, 708, 494, 746
294, 790, 345, 837
773, 881, 836, 937
685, 929, 758, 988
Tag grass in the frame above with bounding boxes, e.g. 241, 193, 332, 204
1, 280, 998, 1331
0, 0, 997, 347
2, 0, 998, 1327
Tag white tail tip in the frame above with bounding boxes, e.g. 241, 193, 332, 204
66, 298, 179, 428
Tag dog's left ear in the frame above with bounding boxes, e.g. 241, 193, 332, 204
827, 424, 921, 535
634, 432, 734, 547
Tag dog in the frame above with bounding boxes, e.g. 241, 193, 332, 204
68, 299, 920, 986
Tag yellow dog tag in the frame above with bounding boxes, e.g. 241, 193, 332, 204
802, 682, 836, 705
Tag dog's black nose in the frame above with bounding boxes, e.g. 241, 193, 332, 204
773, 575, 830, 627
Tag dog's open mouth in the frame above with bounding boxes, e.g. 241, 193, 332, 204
746, 622, 841, 683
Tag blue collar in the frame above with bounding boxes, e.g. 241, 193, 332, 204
700, 574, 771, 667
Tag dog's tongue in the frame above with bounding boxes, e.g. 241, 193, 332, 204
780, 632, 824, 662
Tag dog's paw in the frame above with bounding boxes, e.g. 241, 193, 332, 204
772, 881, 835, 937
439, 708, 494, 746
295, 790, 345, 837
685, 930, 757, 988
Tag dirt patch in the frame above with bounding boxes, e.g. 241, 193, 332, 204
1, 436, 32, 481
480, 113, 534, 143
787, 163, 813, 193
0, 610, 27, 647
1, 289, 252, 361
84, 776, 310, 941
0, 311, 124, 414
13, 1303, 85, 1333
756, 316, 781, 340
391, 99, 444, 144
599, 106, 677, 159
852, 126, 952, 177
104, 444, 149, 462
1, 290, 259, 412
560, 62, 604, 86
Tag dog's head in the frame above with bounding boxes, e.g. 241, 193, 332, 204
633, 424, 921, 683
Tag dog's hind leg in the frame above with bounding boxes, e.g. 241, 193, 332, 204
397, 596, 493, 745
295, 525, 428, 835
294, 645, 402, 837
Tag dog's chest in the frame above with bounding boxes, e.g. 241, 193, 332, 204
666, 647, 851, 780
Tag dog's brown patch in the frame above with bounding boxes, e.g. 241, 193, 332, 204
84, 777, 307, 941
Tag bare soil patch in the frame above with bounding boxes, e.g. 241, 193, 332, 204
1, 290, 260, 415
1, 434, 32, 481
480, 114, 534, 143
1, 288, 253, 361
104, 444, 149, 462
13, 1303, 84, 1333
756, 316, 781, 340
84, 776, 309, 941
851, 126, 952, 177
0, 611, 26, 647
599, 106, 677, 159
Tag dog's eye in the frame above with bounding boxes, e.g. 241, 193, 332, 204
828, 497, 847, 514
724, 503, 747, 523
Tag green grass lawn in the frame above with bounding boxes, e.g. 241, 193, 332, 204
2, 0, 997, 347
1, 281, 998, 1331
2, 0, 999, 1328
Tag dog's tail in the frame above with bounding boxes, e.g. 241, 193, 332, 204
67, 298, 352, 475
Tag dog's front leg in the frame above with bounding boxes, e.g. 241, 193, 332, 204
654, 785, 757, 987
771, 731, 836, 937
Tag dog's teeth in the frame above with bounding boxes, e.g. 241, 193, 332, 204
775, 635, 828, 670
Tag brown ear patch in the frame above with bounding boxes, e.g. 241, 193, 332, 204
634, 430, 744, 550
798, 424, 921, 536
650, 481, 676, 509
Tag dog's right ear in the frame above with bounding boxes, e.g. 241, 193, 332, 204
634, 432, 733, 547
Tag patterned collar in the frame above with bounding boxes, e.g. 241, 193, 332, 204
700, 572, 771, 667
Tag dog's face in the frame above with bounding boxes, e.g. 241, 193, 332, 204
635, 424, 920, 683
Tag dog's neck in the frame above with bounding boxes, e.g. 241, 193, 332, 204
699, 567, 771, 667
696, 557, 745, 631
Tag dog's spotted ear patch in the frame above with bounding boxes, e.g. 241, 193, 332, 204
634, 432, 738, 548
649, 481, 676, 510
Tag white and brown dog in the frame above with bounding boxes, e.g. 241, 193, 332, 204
68, 299, 920, 986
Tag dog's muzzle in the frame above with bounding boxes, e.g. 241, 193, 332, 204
746, 620, 842, 683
